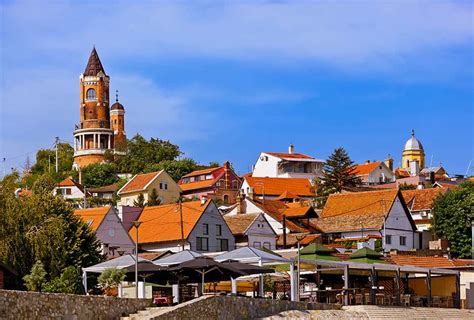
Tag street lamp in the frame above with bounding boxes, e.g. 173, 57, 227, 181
131, 220, 142, 298
295, 234, 305, 302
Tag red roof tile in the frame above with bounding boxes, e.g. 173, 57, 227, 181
245, 176, 315, 197
266, 152, 315, 160
390, 255, 473, 268
401, 188, 445, 211
354, 162, 382, 175
129, 200, 210, 244
119, 171, 160, 194
74, 207, 111, 231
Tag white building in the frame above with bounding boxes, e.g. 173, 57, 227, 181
252, 145, 324, 180
224, 213, 276, 250
311, 189, 418, 252
353, 161, 396, 185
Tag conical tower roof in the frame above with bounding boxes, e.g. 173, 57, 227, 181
84, 47, 106, 76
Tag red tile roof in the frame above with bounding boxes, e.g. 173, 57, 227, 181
129, 200, 210, 244
182, 167, 222, 178
401, 188, 445, 211
245, 176, 315, 197
390, 255, 473, 268
311, 189, 403, 233
276, 233, 320, 247
224, 213, 259, 235
276, 190, 299, 201
74, 207, 111, 231
354, 162, 382, 175
266, 152, 315, 160
58, 177, 77, 187
119, 171, 161, 194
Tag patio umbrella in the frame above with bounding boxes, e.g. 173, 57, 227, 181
219, 260, 275, 275
168, 257, 246, 294
123, 261, 176, 284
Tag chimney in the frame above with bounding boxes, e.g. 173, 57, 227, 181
429, 171, 435, 185
237, 192, 246, 214
223, 161, 231, 190
288, 144, 294, 154
384, 154, 394, 171
201, 197, 207, 205
365, 160, 371, 164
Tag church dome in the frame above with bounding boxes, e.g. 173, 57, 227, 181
404, 130, 423, 151
111, 101, 124, 110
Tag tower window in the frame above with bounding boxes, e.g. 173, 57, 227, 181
86, 88, 97, 100
114, 119, 117, 125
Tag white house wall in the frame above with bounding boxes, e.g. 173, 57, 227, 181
245, 214, 277, 249
252, 153, 280, 178
383, 198, 417, 251
366, 164, 396, 184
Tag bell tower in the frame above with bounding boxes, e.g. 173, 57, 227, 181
73, 47, 115, 169
110, 90, 127, 151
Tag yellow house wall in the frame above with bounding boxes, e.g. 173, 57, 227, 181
408, 275, 456, 296
118, 173, 181, 206
402, 150, 425, 169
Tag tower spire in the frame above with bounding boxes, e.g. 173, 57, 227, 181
84, 46, 106, 76
411, 129, 415, 136
115, 90, 119, 102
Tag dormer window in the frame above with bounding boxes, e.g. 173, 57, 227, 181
86, 88, 97, 101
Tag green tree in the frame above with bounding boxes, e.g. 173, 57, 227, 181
145, 158, 197, 182
31, 173, 57, 194
147, 188, 161, 206
23, 261, 47, 292
30, 143, 75, 182
134, 193, 145, 207
43, 266, 82, 294
115, 134, 181, 174
315, 147, 361, 199
98, 268, 126, 294
398, 183, 417, 190
431, 182, 474, 258
81, 163, 119, 188
0, 177, 103, 288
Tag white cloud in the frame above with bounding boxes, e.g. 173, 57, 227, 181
1, 1, 472, 69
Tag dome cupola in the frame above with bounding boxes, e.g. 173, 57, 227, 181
404, 130, 423, 151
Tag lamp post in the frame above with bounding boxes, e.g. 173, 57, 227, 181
295, 234, 305, 302
131, 220, 142, 298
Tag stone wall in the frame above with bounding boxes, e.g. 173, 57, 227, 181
0, 289, 152, 320
153, 295, 340, 320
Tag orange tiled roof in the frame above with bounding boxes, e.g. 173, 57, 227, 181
311, 189, 400, 233
224, 213, 259, 235
284, 202, 313, 217
322, 189, 398, 218
276, 233, 320, 247
251, 198, 310, 233
390, 255, 473, 268
129, 200, 210, 244
182, 167, 222, 178
276, 190, 299, 201
395, 168, 410, 178
58, 177, 77, 187
88, 183, 118, 193
266, 152, 315, 160
245, 176, 315, 197
119, 171, 160, 194
74, 207, 111, 231
178, 175, 222, 191
436, 182, 458, 190
354, 162, 382, 175
401, 188, 445, 211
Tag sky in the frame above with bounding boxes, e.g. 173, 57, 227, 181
0, 1, 473, 177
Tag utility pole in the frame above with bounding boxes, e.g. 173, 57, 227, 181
179, 199, 184, 251
55, 136, 59, 173
282, 215, 287, 248
381, 199, 386, 252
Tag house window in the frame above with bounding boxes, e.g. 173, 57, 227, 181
218, 239, 229, 251
304, 163, 313, 173
86, 88, 97, 100
400, 236, 406, 246
263, 242, 271, 249
109, 229, 115, 237
216, 224, 222, 236
232, 180, 239, 189
294, 163, 305, 173
194, 176, 201, 182
164, 183, 168, 190
253, 241, 262, 248
203, 223, 209, 235
196, 237, 209, 251
205, 174, 213, 180
65, 188, 71, 195
114, 119, 117, 125
386, 235, 392, 245
223, 195, 229, 204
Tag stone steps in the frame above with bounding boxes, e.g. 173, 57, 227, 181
121, 306, 173, 320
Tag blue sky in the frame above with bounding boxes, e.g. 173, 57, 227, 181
1, 1, 473, 176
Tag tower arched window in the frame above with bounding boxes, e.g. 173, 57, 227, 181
86, 88, 97, 100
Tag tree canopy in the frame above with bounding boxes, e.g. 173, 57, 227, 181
314, 147, 361, 207
0, 174, 103, 289
431, 181, 474, 258
80, 163, 119, 188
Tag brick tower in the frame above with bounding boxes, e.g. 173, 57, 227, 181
73, 47, 125, 169
110, 91, 127, 151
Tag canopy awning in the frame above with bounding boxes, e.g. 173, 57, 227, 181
215, 247, 291, 265
153, 250, 203, 266
82, 254, 150, 273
